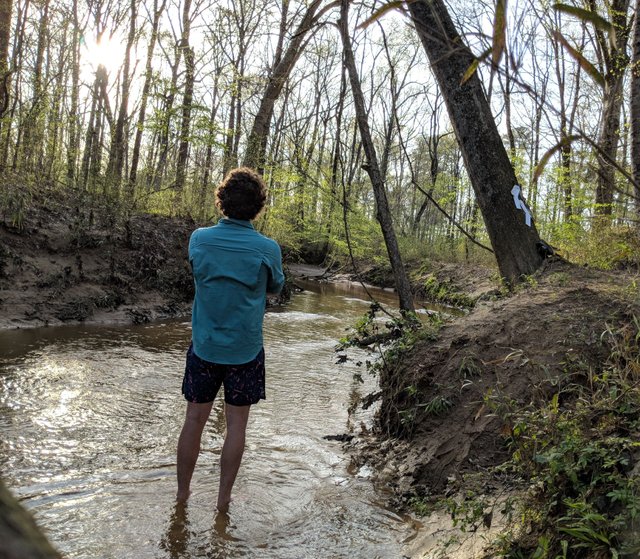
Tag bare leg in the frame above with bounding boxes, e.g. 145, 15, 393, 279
216, 403, 251, 512
176, 401, 213, 502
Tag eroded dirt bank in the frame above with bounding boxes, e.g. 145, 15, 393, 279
0, 189, 195, 329
346, 257, 640, 557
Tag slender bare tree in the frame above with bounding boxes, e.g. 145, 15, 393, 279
0, 0, 12, 120
243, 0, 329, 172
631, 0, 640, 215
588, 0, 632, 218
339, 0, 414, 312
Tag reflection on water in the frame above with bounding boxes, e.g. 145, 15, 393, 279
0, 281, 422, 558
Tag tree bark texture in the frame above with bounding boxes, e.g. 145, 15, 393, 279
0, 0, 12, 118
408, 0, 543, 282
107, 0, 137, 195
1, 0, 26, 168
153, 37, 183, 190
631, 0, 640, 215
174, 0, 194, 193
242, 0, 323, 172
339, 0, 414, 312
129, 0, 166, 196
66, 0, 80, 186
20, 0, 49, 170
0, 478, 61, 559
591, 0, 631, 217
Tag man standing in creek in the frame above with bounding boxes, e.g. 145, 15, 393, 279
176, 167, 285, 512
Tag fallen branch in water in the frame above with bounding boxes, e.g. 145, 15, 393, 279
354, 331, 397, 347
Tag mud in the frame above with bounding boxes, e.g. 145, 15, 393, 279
0, 188, 195, 329
348, 258, 640, 514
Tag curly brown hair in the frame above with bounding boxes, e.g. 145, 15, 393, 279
215, 167, 267, 221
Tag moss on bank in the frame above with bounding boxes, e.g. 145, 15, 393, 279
416, 272, 476, 308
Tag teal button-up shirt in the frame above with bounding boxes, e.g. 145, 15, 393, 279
189, 218, 285, 364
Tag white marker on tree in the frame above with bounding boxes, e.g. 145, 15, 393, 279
511, 184, 533, 227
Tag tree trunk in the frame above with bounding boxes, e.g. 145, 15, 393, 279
631, 0, 640, 216
551, 17, 577, 222
0, 0, 13, 119
20, 0, 49, 171
324, 64, 347, 244
199, 72, 221, 219
242, 0, 322, 172
592, 0, 631, 217
81, 65, 110, 191
222, 85, 238, 177
66, 0, 80, 186
339, 0, 414, 313
153, 37, 183, 190
5, 0, 29, 169
45, 20, 68, 180
174, 0, 193, 195
408, 0, 543, 283
106, 0, 137, 197
128, 0, 166, 198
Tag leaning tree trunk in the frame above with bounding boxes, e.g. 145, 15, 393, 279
407, 0, 543, 283
339, 0, 414, 312
0, 478, 61, 559
242, 0, 323, 172
631, 0, 640, 217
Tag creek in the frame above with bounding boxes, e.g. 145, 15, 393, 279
0, 279, 442, 558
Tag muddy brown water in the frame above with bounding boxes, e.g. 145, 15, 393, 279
0, 280, 452, 559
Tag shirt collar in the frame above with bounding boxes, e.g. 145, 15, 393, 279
220, 217, 254, 229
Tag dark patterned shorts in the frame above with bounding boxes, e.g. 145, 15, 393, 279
182, 344, 266, 406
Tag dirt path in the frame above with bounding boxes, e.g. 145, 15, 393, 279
287, 263, 330, 278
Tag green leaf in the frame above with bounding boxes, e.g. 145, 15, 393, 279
552, 3, 614, 33
552, 30, 605, 87
460, 48, 491, 85
357, 1, 406, 30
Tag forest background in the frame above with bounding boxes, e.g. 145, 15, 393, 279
0, 0, 638, 276
1, 0, 640, 556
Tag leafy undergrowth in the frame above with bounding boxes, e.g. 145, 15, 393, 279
476, 317, 640, 558
412, 272, 474, 308
346, 258, 640, 559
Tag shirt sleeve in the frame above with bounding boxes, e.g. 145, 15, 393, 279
265, 242, 285, 294
188, 230, 199, 265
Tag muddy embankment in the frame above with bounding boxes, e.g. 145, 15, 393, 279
0, 192, 194, 329
0, 185, 499, 330
344, 257, 640, 557
0, 190, 299, 330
